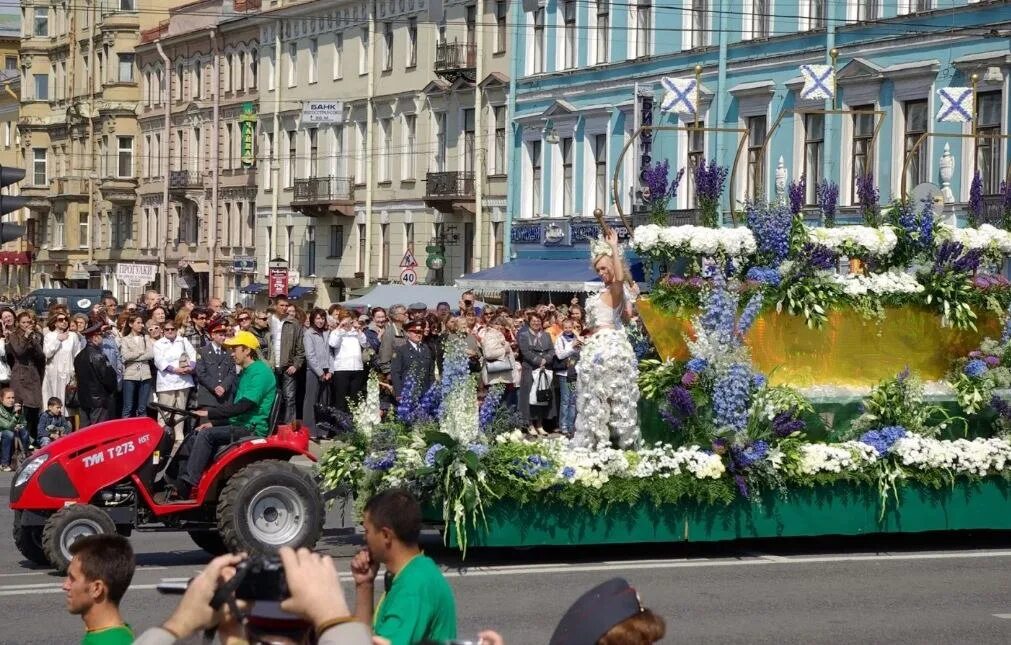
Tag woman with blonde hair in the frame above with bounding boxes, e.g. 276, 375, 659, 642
571, 230, 641, 449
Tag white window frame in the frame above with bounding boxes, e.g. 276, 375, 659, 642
308, 38, 318, 84
402, 114, 416, 180
382, 22, 393, 72
687, 0, 709, 50
117, 136, 134, 178
333, 34, 343, 79
531, 8, 545, 75
633, 0, 652, 59
745, 0, 771, 40
359, 28, 369, 76
33, 147, 47, 186
287, 42, 297, 87
379, 117, 393, 183
407, 18, 418, 68
563, 0, 577, 69
493, 105, 507, 174
117, 53, 134, 82
592, 0, 611, 65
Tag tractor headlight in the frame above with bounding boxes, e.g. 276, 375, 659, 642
14, 454, 49, 488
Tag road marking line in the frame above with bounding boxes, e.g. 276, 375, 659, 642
993, 614, 1011, 620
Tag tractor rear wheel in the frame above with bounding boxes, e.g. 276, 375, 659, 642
42, 504, 116, 574
187, 530, 229, 556
13, 511, 50, 567
216, 460, 323, 556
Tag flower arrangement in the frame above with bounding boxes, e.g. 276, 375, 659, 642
632, 224, 757, 261
807, 225, 898, 258
856, 172, 881, 226
745, 201, 793, 266
694, 159, 730, 228
788, 176, 806, 216
641, 159, 685, 226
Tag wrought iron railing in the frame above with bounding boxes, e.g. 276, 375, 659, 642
293, 176, 354, 202
169, 170, 202, 189
426, 171, 476, 198
434, 41, 477, 71
631, 207, 700, 228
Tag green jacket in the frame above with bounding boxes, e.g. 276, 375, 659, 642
0, 405, 25, 432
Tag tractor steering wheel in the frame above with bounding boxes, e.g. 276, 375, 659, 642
148, 402, 203, 419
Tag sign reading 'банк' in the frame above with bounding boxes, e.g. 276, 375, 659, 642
301, 101, 344, 124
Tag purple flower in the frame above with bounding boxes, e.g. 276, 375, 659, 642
772, 411, 806, 437
968, 170, 984, 227
661, 385, 697, 429
694, 159, 729, 227
788, 176, 806, 215
798, 242, 838, 274
364, 449, 397, 471
733, 440, 770, 469
859, 426, 907, 456
984, 355, 1001, 368
711, 438, 729, 455
856, 173, 880, 226
817, 180, 839, 227
991, 396, 1011, 419
641, 160, 685, 225
681, 371, 698, 387
964, 359, 989, 378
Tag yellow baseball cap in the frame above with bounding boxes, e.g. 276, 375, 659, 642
223, 330, 260, 351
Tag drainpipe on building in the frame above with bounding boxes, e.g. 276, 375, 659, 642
503, 0, 521, 263
364, 0, 376, 286
715, 0, 729, 225
87, 0, 96, 272
824, 17, 838, 182
270, 22, 282, 260
156, 40, 171, 296
210, 28, 220, 300
472, 0, 484, 274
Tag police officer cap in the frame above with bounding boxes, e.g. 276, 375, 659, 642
404, 320, 425, 333
548, 577, 643, 645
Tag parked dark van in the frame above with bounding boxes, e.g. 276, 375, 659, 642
18, 289, 112, 316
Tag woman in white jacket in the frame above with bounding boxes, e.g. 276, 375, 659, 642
42, 311, 82, 406
153, 321, 197, 443
328, 310, 367, 413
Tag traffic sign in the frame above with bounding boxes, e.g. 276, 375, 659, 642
400, 248, 418, 268
400, 267, 417, 285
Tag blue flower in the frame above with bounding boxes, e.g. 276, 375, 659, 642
561, 466, 576, 479
772, 411, 805, 437
736, 292, 764, 337
733, 440, 770, 469
745, 266, 781, 286
712, 363, 753, 432
686, 357, 708, 373
964, 359, 989, 378
466, 443, 489, 458
746, 201, 792, 265
479, 385, 505, 431
364, 449, 397, 471
424, 443, 446, 467
513, 455, 552, 479
751, 373, 767, 390
859, 426, 908, 456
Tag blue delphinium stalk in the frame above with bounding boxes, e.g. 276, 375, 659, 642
418, 383, 442, 421
968, 170, 984, 227
788, 176, 806, 215
438, 335, 471, 419
751, 373, 767, 390
712, 363, 752, 432
859, 426, 908, 456
856, 173, 881, 226
686, 357, 708, 373
364, 449, 397, 471
396, 372, 420, 423
733, 440, 770, 468
895, 199, 917, 235
424, 443, 446, 467
745, 266, 781, 286
798, 242, 838, 274
917, 199, 935, 250
700, 272, 735, 344
694, 159, 730, 227
817, 180, 840, 227
736, 292, 764, 337
746, 201, 792, 265
964, 358, 989, 378
479, 384, 505, 431
642, 160, 685, 225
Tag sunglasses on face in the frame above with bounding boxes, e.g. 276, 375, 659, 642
239, 316, 251, 322
164, 327, 177, 332
257, 317, 268, 321
56, 317, 67, 322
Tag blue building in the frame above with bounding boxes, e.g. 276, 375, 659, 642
466, 0, 1011, 296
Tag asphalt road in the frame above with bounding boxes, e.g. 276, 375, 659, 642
3, 469, 1011, 644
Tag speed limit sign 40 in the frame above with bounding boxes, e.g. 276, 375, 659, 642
400, 267, 417, 285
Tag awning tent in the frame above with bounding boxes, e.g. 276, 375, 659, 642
340, 284, 481, 310
287, 285, 317, 300
455, 258, 645, 293
240, 282, 267, 294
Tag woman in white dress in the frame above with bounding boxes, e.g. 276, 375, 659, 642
42, 311, 81, 406
571, 230, 641, 450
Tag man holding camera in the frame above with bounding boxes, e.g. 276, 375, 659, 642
350, 489, 457, 645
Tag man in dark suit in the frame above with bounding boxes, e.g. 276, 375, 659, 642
390, 320, 435, 401
72, 321, 118, 427
194, 319, 236, 408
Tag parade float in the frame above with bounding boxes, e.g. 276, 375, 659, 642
318, 159, 1011, 552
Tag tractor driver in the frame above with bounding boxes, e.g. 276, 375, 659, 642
174, 331, 277, 500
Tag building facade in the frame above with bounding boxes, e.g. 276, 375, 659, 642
0, 23, 28, 296
255, 0, 511, 306
136, 0, 261, 306
19, 0, 174, 300
506, 1, 1011, 265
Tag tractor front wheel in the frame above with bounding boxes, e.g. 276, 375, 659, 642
42, 505, 116, 574
216, 460, 323, 556
13, 511, 49, 567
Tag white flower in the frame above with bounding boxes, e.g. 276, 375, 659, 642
890, 436, 1011, 475
940, 224, 1011, 253
795, 441, 878, 475
632, 224, 661, 251
830, 269, 924, 297
631, 225, 757, 258
808, 225, 898, 257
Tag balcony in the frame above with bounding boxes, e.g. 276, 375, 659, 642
424, 171, 476, 214
291, 176, 355, 217
50, 178, 88, 200
99, 176, 139, 203
434, 41, 477, 83
169, 170, 203, 192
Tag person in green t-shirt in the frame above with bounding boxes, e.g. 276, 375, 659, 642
62, 534, 136, 645
350, 489, 457, 645
177, 330, 277, 499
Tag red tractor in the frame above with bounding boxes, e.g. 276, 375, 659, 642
10, 403, 324, 572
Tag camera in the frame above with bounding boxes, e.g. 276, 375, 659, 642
234, 555, 290, 602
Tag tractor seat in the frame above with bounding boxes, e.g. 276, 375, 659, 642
210, 395, 282, 460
